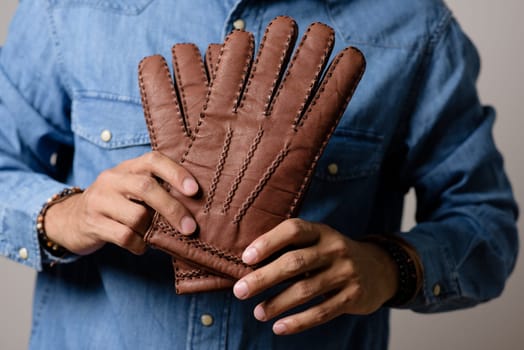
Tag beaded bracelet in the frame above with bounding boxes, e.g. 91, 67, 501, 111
362, 235, 423, 307
36, 187, 84, 257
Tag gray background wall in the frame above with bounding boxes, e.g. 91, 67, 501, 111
1, 1, 523, 349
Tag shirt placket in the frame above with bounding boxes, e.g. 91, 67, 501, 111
188, 292, 232, 350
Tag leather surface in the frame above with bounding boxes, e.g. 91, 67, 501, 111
139, 16, 366, 292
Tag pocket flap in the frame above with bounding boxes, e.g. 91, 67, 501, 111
72, 96, 150, 149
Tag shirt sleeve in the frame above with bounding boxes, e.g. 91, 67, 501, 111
0, 1, 78, 270
398, 16, 519, 312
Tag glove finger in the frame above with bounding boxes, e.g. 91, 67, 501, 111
206, 30, 254, 117
172, 44, 208, 131
268, 22, 335, 125
239, 16, 297, 116
139, 55, 188, 153
173, 259, 235, 294
296, 47, 366, 147
205, 43, 222, 83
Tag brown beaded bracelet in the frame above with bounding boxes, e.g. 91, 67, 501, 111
36, 187, 83, 257
362, 235, 424, 307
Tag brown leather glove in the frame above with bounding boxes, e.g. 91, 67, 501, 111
139, 16, 365, 292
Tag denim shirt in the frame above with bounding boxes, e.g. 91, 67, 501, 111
0, 0, 518, 349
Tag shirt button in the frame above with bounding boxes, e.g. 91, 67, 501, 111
19, 248, 28, 260
432, 283, 442, 297
233, 19, 246, 30
327, 163, 339, 175
49, 152, 58, 167
200, 314, 214, 327
100, 129, 112, 142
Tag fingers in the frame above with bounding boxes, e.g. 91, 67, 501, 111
171, 44, 208, 129
252, 264, 348, 324
95, 217, 148, 255
268, 22, 335, 123
269, 290, 352, 335
139, 55, 189, 153
241, 218, 320, 265
240, 16, 297, 116
128, 151, 199, 197
233, 219, 324, 299
295, 47, 366, 146
98, 194, 153, 236
233, 246, 328, 299
117, 173, 196, 235
206, 30, 254, 116
115, 152, 199, 234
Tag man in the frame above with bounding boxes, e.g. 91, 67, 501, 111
0, 0, 518, 349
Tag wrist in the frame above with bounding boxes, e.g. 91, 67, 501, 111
38, 187, 83, 257
362, 234, 423, 307
362, 241, 399, 302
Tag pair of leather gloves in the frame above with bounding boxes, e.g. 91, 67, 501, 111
138, 16, 366, 294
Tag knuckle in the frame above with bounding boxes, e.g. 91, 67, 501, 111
339, 259, 355, 277
351, 283, 364, 300
312, 305, 331, 324
328, 238, 350, 257
285, 218, 307, 240
145, 151, 162, 164
296, 280, 316, 300
135, 176, 156, 195
283, 251, 307, 274
96, 170, 114, 185
338, 291, 353, 307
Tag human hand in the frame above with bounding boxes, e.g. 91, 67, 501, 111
44, 151, 199, 256
232, 219, 399, 335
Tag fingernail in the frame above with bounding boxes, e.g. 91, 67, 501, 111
233, 280, 249, 299
254, 305, 266, 321
180, 216, 196, 234
242, 247, 258, 264
182, 178, 198, 195
273, 322, 287, 335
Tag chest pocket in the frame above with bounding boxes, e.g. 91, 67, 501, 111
314, 128, 383, 182
300, 128, 384, 234
71, 95, 151, 186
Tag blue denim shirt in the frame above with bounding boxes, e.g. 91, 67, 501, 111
0, 0, 518, 349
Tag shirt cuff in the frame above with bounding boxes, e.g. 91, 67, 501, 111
394, 229, 473, 312
0, 179, 80, 271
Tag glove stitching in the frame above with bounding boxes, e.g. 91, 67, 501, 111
222, 127, 264, 214
155, 218, 248, 267
138, 57, 158, 150
233, 144, 290, 224
292, 26, 335, 127
204, 44, 218, 80
172, 45, 191, 133
161, 57, 187, 138
176, 269, 209, 279
204, 127, 234, 213
233, 32, 255, 112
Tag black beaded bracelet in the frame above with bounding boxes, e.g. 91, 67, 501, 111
36, 187, 83, 257
363, 235, 422, 307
